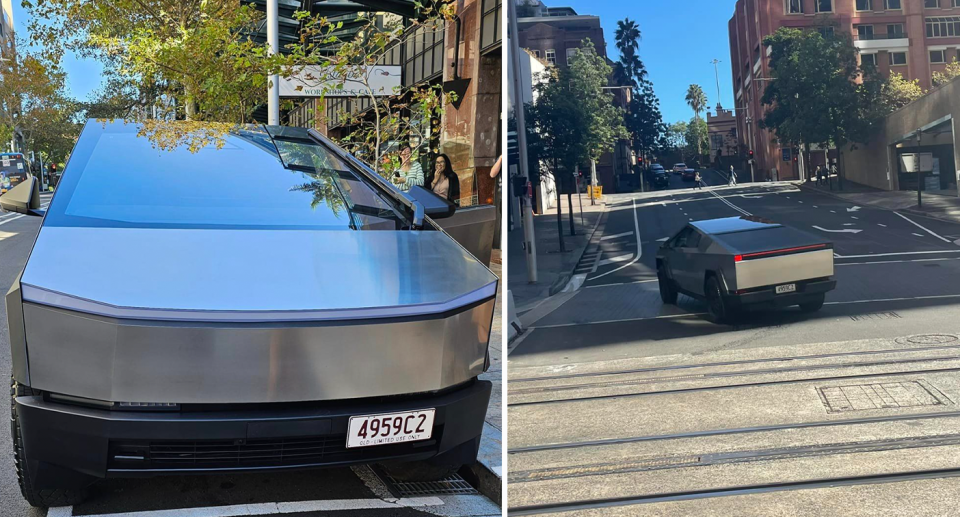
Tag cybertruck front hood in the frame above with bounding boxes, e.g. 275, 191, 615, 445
21, 226, 497, 322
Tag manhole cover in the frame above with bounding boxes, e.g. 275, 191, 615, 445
897, 334, 959, 345
372, 466, 478, 497
817, 380, 951, 413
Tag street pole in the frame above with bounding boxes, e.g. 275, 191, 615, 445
590, 159, 597, 206
266, 0, 280, 125
509, 0, 538, 282
710, 59, 722, 108
917, 128, 923, 208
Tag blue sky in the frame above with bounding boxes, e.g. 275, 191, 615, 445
550, 0, 737, 125
11, 1, 104, 101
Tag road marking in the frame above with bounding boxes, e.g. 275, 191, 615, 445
707, 188, 752, 216
878, 224, 887, 227
656, 237, 670, 242
848, 206, 862, 212
813, 205, 818, 208
813, 225, 862, 234
584, 279, 659, 288
843, 223, 855, 226
600, 231, 633, 241
45, 498, 445, 517
835, 250, 960, 259
825, 294, 960, 306
894, 211, 953, 243
590, 198, 642, 280
532, 312, 707, 329
836, 257, 960, 266
508, 327, 536, 355
798, 201, 803, 203
830, 210, 836, 214
597, 253, 634, 267
913, 233, 925, 237
0, 214, 25, 226
851, 216, 859, 219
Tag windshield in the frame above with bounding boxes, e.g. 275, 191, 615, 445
44, 121, 407, 231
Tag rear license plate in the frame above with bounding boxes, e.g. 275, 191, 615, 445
346, 409, 435, 448
776, 283, 797, 294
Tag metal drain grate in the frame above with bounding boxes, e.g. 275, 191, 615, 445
849, 312, 901, 322
817, 380, 951, 413
372, 466, 478, 497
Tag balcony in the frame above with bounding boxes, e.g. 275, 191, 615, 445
854, 32, 909, 51
854, 32, 907, 41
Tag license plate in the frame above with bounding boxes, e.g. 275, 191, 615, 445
776, 283, 796, 294
346, 409, 435, 448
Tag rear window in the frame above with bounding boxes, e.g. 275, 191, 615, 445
0, 155, 28, 178
44, 122, 406, 231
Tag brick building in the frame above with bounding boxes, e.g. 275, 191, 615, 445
516, 1, 633, 192
707, 107, 739, 169
729, 0, 960, 180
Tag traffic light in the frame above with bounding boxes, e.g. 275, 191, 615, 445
748, 150, 754, 159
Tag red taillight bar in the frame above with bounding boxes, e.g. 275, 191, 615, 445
738, 243, 827, 261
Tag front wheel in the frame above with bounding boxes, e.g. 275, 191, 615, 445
11, 379, 88, 507
705, 276, 734, 324
799, 294, 826, 313
658, 266, 678, 304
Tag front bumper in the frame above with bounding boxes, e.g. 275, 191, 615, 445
15, 380, 491, 489
729, 278, 836, 308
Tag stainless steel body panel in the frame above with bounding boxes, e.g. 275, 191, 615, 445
435, 205, 497, 266
21, 226, 497, 321
734, 249, 835, 290
23, 298, 494, 404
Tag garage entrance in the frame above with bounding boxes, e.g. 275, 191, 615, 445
893, 116, 957, 197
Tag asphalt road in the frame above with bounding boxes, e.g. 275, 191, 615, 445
508, 178, 960, 514
0, 193, 499, 517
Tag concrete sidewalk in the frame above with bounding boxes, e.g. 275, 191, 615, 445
799, 178, 960, 225
507, 198, 607, 314
470, 250, 502, 505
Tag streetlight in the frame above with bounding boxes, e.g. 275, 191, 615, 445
710, 59, 722, 109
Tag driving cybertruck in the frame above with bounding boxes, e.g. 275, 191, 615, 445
3, 120, 497, 507
656, 216, 836, 323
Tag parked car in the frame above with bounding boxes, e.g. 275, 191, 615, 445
682, 168, 697, 182
656, 216, 836, 323
2, 120, 498, 507
673, 163, 687, 174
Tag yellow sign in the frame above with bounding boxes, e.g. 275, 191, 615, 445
589, 186, 603, 200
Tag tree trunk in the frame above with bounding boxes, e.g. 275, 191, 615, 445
568, 191, 575, 236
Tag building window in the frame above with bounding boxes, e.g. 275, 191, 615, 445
817, 27, 835, 38
857, 25, 874, 40
861, 53, 878, 67
786, 0, 803, 14
565, 47, 577, 64
886, 0, 901, 8
403, 19, 444, 86
887, 24, 905, 38
532, 49, 541, 58
890, 52, 907, 66
931, 50, 946, 63
857, 0, 872, 10
479, 0, 501, 51
926, 0, 939, 7
545, 49, 556, 66
927, 17, 960, 38
815, 0, 833, 12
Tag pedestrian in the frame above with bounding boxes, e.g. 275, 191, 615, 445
815, 165, 823, 186
729, 168, 737, 187
694, 171, 703, 190
394, 145, 424, 192
431, 153, 461, 205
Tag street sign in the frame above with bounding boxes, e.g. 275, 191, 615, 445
900, 153, 934, 173
279, 65, 401, 97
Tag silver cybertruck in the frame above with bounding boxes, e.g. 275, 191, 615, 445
3, 121, 498, 507
657, 216, 836, 323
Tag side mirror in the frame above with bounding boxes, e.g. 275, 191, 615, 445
408, 185, 456, 220
0, 175, 41, 216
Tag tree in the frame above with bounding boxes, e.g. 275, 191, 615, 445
615, 18, 666, 170
666, 121, 688, 155
684, 118, 708, 164
878, 72, 924, 114
760, 27, 870, 184
684, 84, 707, 160
932, 58, 960, 88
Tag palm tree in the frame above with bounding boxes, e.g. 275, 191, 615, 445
615, 19, 642, 82
685, 84, 708, 161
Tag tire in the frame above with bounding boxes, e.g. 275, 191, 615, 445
705, 276, 734, 324
658, 266, 678, 304
10, 378, 88, 508
799, 293, 826, 313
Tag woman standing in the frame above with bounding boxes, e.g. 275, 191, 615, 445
394, 146, 424, 191
431, 154, 461, 204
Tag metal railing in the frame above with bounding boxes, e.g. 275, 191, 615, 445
854, 32, 907, 41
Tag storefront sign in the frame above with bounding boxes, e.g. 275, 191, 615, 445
279, 66, 402, 97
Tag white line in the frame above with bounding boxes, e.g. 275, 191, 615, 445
894, 211, 952, 243
0, 214, 25, 226
508, 327, 536, 355
597, 253, 634, 267
590, 198, 642, 280
835, 250, 960, 259
584, 279, 659, 288
532, 312, 707, 329
825, 294, 960, 306
68, 498, 445, 517
878, 224, 887, 227
600, 231, 633, 241
836, 257, 960, 266
707, 188, 752, 216
913, 233, 925, 237
47, 508, 72, 517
